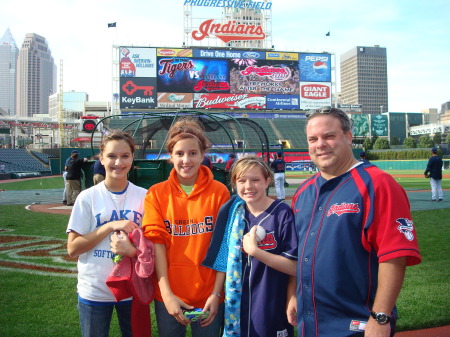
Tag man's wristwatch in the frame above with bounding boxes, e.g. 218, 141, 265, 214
370, 311, 391, 325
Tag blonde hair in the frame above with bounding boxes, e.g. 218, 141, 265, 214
166, 117, 211, 154
230, 155, 273, 188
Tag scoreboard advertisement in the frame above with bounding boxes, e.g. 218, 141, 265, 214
118, 47, 331, 111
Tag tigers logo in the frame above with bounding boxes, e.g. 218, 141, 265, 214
396, 218, 415, 241
327, 203, 360, 216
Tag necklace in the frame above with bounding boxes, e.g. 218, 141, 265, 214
105, 182, 129, 220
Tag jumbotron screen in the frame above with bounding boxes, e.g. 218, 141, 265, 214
118, 47, 332, 111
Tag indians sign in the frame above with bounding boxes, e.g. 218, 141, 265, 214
192, 19, 266, 43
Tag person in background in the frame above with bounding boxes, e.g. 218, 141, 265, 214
203, 155, 297, 336
359, 151, 370, 164
201, 155, 213, 171
142, 117, 230, 337
62, 153, 73, 205
424, 147, 443, 202
225, 153, 236, 171
66, 130, 148, 337
93, 157, 106, 185
288, 106, 421, 337
65, 150, 87, 206
271, 151, 286, 201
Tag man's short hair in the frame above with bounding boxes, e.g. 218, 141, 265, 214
306, 106, 353, 134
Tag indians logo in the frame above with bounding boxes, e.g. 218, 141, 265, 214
327, 203, 360, 216
396, 218, 415, 241
313, 61, 328, 75
258, 231, 277, 251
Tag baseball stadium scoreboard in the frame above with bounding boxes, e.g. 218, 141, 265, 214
115, 47, 332, 112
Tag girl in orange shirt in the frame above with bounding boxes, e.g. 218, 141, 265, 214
142, 118, 230, 337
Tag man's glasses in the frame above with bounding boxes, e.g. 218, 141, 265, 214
305, 106, 347, 118
305, 106, 353, 131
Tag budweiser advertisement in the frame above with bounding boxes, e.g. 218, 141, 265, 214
117, 46, 332, 112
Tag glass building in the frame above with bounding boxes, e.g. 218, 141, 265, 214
0, 28, 19, 116
16, 33, 56, 117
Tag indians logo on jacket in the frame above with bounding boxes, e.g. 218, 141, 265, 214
327, 202, 360, 217
258, 231, 277, 251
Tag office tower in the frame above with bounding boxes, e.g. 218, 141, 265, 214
0, 28, 19, 116
340, 45, 388, 114
49, 91, 88, 119
16, 33, 56, 117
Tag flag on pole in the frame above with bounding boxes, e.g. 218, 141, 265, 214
325, 31, 330, 36
108, 22, 117, 28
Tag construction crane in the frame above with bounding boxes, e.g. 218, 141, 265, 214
58, 59, 63, 147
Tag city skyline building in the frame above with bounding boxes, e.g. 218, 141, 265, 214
49, 91, 88, 120
16, 33, 56, 118
0, 28, 19, 116
340, 45, 388, 115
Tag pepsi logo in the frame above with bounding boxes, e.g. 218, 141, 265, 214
313, 61, 328, 75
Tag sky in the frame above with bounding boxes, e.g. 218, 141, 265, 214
2, 0, 449, 113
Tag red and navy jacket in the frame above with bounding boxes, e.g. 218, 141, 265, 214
291, 162, 421, 337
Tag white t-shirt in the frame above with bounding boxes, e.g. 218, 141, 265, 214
66, 181, 147, 302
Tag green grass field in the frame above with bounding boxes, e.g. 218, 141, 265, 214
0, 175, 449, 335
0, 176, 63, 190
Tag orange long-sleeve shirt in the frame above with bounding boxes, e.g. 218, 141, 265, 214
142, 166, 230, 307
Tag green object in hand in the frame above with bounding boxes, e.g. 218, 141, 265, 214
113, 254, 123, 263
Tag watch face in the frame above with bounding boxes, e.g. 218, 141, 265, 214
376, 313, 389, 324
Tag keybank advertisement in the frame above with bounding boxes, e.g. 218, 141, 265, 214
120, 78, 157, 109
157, 57, 230, 93
299, 53, 332, 82
119, 47, 157, 77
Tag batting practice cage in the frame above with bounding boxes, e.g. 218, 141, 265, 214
82, 111, 270, 190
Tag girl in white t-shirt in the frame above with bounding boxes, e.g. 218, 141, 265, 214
66, 130, 147, 337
